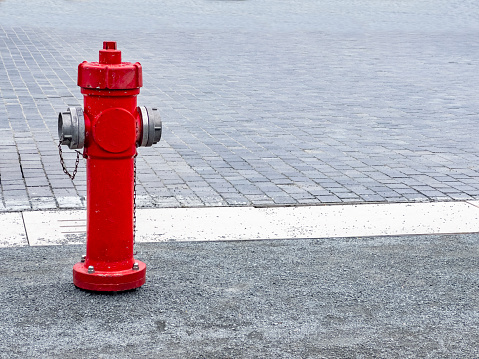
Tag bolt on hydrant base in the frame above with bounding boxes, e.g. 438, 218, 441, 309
58, 41, 162, 292
73, 260, 147, 292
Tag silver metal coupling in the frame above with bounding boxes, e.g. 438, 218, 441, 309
58, 106, 85, 149
138, 106, 162, 147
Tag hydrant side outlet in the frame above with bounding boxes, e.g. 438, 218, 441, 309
58, 107, 85, 149
138, 106, 162, 147
58, 41, 161, 292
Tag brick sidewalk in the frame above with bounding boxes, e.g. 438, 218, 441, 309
1, 1, 479, 211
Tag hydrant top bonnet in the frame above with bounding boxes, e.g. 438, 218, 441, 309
77, 41, 143, 90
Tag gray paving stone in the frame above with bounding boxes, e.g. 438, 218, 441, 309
221, 195, 250, 206
316, 195, 343, 203
272, 196, 298, 205
56, 195, 83, 208
1, 1, 479, 211
30, 196, 57, 210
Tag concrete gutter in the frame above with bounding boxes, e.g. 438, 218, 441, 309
2, 201, 479, 247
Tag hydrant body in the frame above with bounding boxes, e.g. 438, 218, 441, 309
59, 42, 161, 291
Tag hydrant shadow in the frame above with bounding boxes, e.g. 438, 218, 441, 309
74, 286, 141, 296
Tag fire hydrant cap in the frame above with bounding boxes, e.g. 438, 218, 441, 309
77, 41, 143, 90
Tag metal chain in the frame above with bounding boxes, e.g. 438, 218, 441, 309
133, 153, 137, 251
58, 141, 81, 180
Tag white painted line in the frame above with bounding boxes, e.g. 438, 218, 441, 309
9, 201, 479, 248
22, 210, 86, 246
0, 212, 28, 247
135, 202, 479, 242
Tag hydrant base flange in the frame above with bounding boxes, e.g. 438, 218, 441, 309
73, 260, 146, 292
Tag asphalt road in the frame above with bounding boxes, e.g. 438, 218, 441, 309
1, 234, 478, 358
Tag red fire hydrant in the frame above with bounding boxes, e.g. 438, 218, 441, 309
58, 41, 161, 291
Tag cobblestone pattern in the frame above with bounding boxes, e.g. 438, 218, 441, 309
1, 0, 479, 211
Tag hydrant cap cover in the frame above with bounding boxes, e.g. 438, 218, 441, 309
77, 41, 143, 90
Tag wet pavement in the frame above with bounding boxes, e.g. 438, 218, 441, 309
1, 0, 479, 210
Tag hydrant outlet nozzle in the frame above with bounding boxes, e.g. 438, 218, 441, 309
58, 106, 85, 149
138, 106, 162, 147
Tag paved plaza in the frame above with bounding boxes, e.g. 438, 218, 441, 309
1, 0, 479, 211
